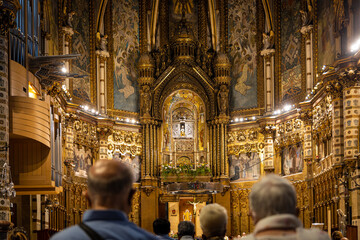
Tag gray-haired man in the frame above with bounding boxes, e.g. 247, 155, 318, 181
245, 174, 330, 240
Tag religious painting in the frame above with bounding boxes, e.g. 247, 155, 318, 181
317, 0, 336, 70
281, 143, 303, 176
169, 0, 198, 41
74, 146, 93, 177
113, 0, 140, 112
228, 0, 258, 110
229, 152, 261, 182
71, 0, 91, 102
280, 0, 302, 101
113, 153, 140, 182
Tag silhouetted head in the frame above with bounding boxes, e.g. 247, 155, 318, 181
85, 160, 135, 213
153, 218, 171, 236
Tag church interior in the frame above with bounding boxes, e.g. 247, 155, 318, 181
1, 0, 360, 239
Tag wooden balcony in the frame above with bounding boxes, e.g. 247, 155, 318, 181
10, 96, 57, 194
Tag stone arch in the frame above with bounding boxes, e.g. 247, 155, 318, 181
153, 64, 216, 120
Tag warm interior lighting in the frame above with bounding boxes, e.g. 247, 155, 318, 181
28, 82, 39, 99
350, 38, 360, 52
61, 66, 68, 73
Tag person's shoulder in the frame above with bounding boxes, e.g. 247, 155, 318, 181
298, 228, 331, 240
124, 222, 158, 239
50, 225, 87, 240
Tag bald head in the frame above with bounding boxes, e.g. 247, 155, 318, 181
87, 160, 134, 210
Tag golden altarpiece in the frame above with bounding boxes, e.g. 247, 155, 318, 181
2, 0, 360, 239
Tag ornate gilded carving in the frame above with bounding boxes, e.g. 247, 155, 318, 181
339, 67, 360, 89
0, 0, 20, 36
228, 128, 265, 155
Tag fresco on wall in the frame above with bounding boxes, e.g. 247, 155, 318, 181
72, 0, 91, 102
281, 143, 303, 175
229, 152, 261, 181
280, 0, 302, 101
113, 153, 140, 182
317, 0, 336, 70
169, 0, 198, 41
228, 0, 257, 110
74, 147, 93, 176
113, 0, 140, 112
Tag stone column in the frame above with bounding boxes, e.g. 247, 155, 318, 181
213, 53, 231, 183
260, 49, 275, 113
96, 50, 109, 115
300, 25, 314, 94
259, 124, 276, 173
299, 107, 313, 180
340, 67, 360, 236
62, 27, 74, 90
0, 2, 20, 234
137, 53, 158, 231
63, 114, 77, 173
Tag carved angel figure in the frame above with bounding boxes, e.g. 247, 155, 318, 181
262, 31, 274, 50
140, 85, 152, 116
64, 11, 75, 28
96, 33, 108, 51
218, 85, 229, 115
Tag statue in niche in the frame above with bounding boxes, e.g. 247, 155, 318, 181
140, 85, 152, 116
180, 124, 186, 137
96, 33, 108, 51
262, 31, 274, 50
63, 11, 75, 28
183, 209, 192, 221
218, 85, 229, 115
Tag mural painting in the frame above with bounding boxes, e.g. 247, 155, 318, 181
280, 0, 302, 101
113, 153, 140, 182
281, 143, 303, 175
228, 0, 258, 110
317, 0, 336, 70
72, 0, 91, 102
74, 147, 93, 177
229, 152, 261, 181
113, 0, 140, 112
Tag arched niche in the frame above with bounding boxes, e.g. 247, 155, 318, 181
153, 64, 216, 120
161, 89, 207, 167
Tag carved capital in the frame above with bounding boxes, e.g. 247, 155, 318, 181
141, 186, 155, 197
259, 124, 276, 138
339, 67, 360, 89
97, 126, 113, 140
299, 109, 313, 125
326, 81, 343, 99
260, 48, 275, 59
64, 113, 78, 128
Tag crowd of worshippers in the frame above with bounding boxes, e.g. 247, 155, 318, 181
51, 159, 340, 240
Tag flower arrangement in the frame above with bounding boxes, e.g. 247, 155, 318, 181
161, 163, 211, 178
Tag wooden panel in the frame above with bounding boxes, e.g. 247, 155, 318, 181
10, 61, 27, 97
10, 61, 41, 97
10, 96, 50, 147
10, 138, 55, 194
